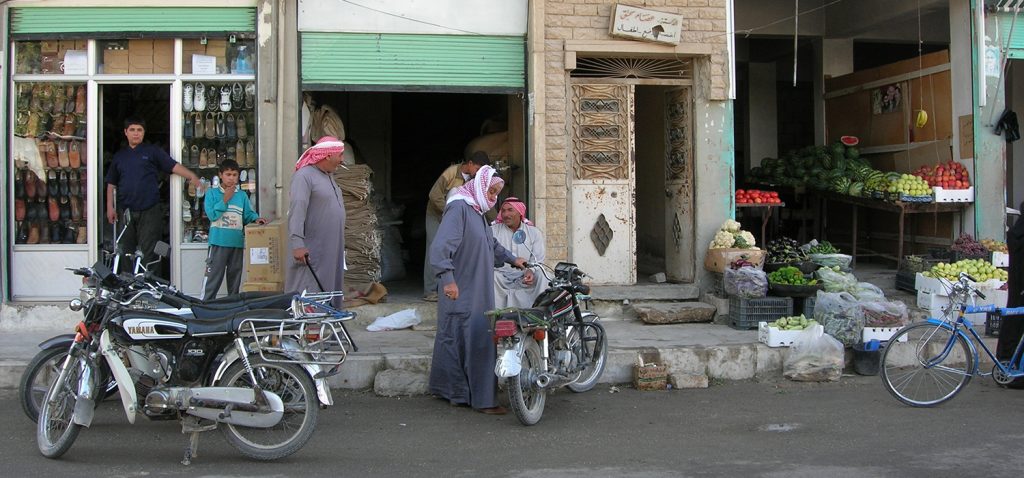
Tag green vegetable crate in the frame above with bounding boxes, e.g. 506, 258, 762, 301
728, 296, 793, 330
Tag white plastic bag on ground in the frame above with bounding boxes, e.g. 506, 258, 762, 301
367, 308, 421, 331
783, 324, 844, 382
852, 282, 885, 302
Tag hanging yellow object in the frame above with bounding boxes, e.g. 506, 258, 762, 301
915, 109, 929, 128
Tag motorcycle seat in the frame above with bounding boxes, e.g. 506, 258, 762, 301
187, 308, 292, 336
497, 308, 549, 326
189, 293, 294, 320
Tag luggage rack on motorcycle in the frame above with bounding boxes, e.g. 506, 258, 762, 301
237, 291, 358, 372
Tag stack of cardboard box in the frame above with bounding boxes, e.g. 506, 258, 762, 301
100, 39, 175, 74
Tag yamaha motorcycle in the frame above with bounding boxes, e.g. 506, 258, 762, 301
36, 245, 356, 463
489, 231, 608, 426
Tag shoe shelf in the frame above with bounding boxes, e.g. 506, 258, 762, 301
11, 78, 90, 246
181, 81, 258, 245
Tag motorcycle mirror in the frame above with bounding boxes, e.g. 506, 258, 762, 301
512, 229, 527, 245
153, 241, 170, 258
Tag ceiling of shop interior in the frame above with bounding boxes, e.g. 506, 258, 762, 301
735, 0, 950, 43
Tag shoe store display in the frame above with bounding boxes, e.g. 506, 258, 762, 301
184, 115, 194, 139
75, 85, 86, 114
226, 113, 236, 139
236, 139, 245, 165
48, 197, 59, 222
63, 223, 76, 244
216, 112, 226, 138
63, 114, 77, 136
15, 169, 25, 198
70, 196, 81, 221
77, 226, 87, 244
245, 83, 256, 109
49, 222, 61, 244
16, 222, 28, 244
246, 139, 255, 166
15, 199, 26, 221
59, 170, 69, 197
206, 83, 218, 110
69, 141, 82, 168
64, 85, 76, 114
58, 141, 70, 168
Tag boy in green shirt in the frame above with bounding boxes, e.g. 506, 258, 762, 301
201, 159, 265, 300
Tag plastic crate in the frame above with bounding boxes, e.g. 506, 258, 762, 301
933, 186, 974, 203
798, 296, 816, 318
710, 272, 724, 296
758, 321, 804, 347
728, 296, 793, 330
894, 269, 916, 293
862, 326, 906, 343
992, 251, 1009, 268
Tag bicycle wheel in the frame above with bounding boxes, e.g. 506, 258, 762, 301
880, 322, 974, 407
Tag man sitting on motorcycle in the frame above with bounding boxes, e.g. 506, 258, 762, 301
491, 197, 548, 308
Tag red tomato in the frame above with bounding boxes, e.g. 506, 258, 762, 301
736, 189, 746, 195
754, 198, 763, 204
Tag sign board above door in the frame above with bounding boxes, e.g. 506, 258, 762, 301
609, 4, 683, 46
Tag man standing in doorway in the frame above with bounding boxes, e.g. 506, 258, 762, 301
105, 117, 202, 275
423, 151, 490, 301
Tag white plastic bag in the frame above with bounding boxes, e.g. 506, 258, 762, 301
366, 308, 421, 331
783, 324, 844, 382
852, 282, 885, 302
495, 342, 525, 378
814, 290, 865, 346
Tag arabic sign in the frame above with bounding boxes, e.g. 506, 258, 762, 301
609, 4, 683, 45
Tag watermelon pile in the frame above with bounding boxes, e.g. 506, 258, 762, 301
749, 139, 879, 197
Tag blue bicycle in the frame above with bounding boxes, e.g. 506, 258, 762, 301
881, 272, 1024, 407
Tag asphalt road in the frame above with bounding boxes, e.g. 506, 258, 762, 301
3, 376, 1023, 477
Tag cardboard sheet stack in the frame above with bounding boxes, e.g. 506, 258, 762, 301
335, 164, 381, 288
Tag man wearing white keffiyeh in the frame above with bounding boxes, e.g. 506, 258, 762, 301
428, 165, 528, 414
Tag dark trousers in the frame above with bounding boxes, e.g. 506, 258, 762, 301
202, 245, 243, 301
118, 205, 165, 276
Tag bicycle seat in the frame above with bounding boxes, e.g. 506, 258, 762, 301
187, 308, 291, 336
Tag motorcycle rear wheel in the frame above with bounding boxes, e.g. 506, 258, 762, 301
36, 354, 84, 458
219, 355, 319, 460
506, 338, 546, 426
567, 318, 608, 393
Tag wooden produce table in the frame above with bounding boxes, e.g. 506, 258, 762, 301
736, 202, 785, 247
817, 191, 967, 268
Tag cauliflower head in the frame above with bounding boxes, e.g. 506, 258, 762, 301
710, 230, 735, 249
735, 231, 756, 249
722, 219, 742, 233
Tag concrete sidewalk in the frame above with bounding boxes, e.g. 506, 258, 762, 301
0, 263, 1000, 394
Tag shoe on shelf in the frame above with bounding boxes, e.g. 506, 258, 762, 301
235, 139, 245, 165
232, 82, 244, 110
69, 141, 82, 169
205, 112, 216, 139
75, 85, 86, 114
194, 83, 206, 111
246, 139, 255, 166
199, 177, 209, 198
216, 112, 226, 138
76, 226, 87, 244
236, 113, 248, 139
190, 144, 200, 168
58, 141, 70, 168
48, 197, 59, 222
183, 83, 194, 112
15, 199, 26, 221
226, 113, 237, 140
27, 222, 40, 244
219, 85, 231, 112
244, 83, 256, 109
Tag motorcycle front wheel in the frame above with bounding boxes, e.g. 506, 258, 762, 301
36, 354, 85, 458
567, 318, 608, 393
21, 347, 115, 423
506, 338, 546, 426
219, 355, 319, 460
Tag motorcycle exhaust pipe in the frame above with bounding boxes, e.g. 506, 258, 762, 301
72, 360, 96, 427
534, 373, 552, 389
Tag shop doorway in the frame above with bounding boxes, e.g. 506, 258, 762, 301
302, 90, 525, 294
98, 83, 172, 278
569, 82, 695, 285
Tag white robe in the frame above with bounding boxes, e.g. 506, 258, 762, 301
491, 222, 548, 308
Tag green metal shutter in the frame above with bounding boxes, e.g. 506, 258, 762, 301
9, 7, 255, 36
301, 32, 525, 93
998, 13, 1024, 59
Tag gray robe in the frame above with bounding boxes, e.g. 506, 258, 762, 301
491, 222, 548, 308
429, 200, 516, 409
286, 165, 345, 306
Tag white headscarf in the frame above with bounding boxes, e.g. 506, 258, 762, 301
446, 165, 503, 215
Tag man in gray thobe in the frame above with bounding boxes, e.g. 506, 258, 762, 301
429, 166, 526, 413
286, 137, 346, 306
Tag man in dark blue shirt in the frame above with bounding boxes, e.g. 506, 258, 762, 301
105, 117, 201, 274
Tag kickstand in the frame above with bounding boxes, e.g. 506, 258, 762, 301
181, 431, 201, 465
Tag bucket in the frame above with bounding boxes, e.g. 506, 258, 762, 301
852, 341, 883, 376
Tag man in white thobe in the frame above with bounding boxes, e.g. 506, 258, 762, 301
491, 197, 548, 308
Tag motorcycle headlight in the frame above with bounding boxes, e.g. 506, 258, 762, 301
68, 298, 84, 311
79, 286, 97, 303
